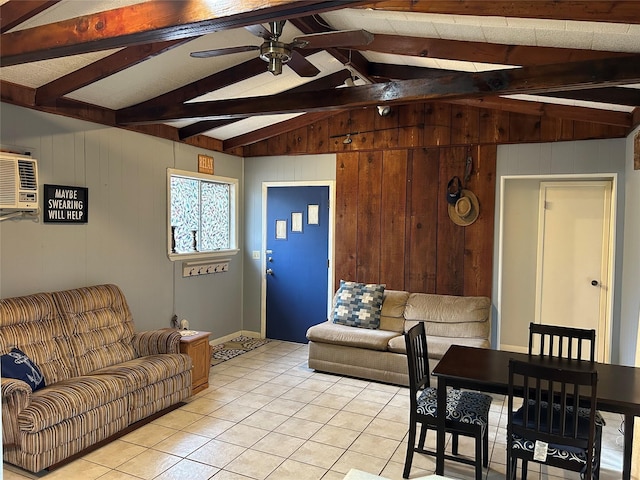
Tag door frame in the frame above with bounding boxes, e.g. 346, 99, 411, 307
496, 173, 618, 361
260, 180, 336, 338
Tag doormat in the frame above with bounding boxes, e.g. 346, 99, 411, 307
211, 335, 270, 366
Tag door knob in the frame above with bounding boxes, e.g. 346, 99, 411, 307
266, 268, 274, 275
591, 280, 599, 286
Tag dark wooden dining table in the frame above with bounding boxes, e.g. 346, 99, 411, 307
432, 345, 640, 480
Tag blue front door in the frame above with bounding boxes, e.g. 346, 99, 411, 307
266, 186, 329, 343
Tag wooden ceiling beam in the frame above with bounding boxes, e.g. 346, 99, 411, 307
369, 63, 456, 81
34, 39, 192, 105
223, 111, 338, 151
0, 0, 374, 66
447, 96, 631, 127
179, 69, 352, 140
363, 1, 640, 24
130, 57, 268, 111
0, 0, 61, 33
130, 47, 321, 113
537, 87, 640, 107
357, 34, 631, 66
115, 54, 640, 124
0, 79, 225, 150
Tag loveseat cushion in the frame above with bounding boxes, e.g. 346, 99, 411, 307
52, 285, 137, 376
17, 375, 129, 433
404, 293, 490, 338
380, 290, 409, 333
427, 335, 490, 358
307, 321, 401, 351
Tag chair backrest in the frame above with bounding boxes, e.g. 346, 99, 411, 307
405, 322, 431, 403
507, 359, 598, 478
528, 322, 596, 362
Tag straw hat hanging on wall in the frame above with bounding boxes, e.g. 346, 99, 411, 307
448, 188, 480, 226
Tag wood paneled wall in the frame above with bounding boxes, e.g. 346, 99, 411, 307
334, 146, 495, 297
243, 102, 628, 157
244, 101, 626, 298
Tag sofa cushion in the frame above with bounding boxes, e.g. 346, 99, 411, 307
307, 321, 400, 351
332, 280, 385, 329
17, 374, 129, 433
90, 353, 192, 389
52, 284, 138, 376
380, 290, 409, 333
0, 292, 75, 384
404, 293, 490, 338
1, 347, 46, 391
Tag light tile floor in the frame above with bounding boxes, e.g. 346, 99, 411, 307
3, 340, 626, 480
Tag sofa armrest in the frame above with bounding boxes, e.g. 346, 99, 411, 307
2, 377, 32, 447
132, 329, 181, 356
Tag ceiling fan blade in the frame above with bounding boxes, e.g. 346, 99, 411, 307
292, 29, 374, 49
245, 24, 272, 40
288, 51, 320, 77
190, 45, 260, 58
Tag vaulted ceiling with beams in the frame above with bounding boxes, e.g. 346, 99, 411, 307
1, 0, 639, 156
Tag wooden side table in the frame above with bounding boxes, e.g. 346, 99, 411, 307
178, 330, 211, 395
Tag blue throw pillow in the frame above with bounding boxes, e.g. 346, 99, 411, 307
1, 347, 46, 391
332, 280, 385, 329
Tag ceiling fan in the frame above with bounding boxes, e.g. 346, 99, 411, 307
190, 20, 373, 77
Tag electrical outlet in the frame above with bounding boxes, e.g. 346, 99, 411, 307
252, 251, 260, 259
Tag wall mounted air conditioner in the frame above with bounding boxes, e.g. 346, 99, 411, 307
0, 152, 39, 211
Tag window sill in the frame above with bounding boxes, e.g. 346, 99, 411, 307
168, 249, 239, 262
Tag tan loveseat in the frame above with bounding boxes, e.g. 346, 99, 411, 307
0, 284, 192, 473
306, 290, 491, 386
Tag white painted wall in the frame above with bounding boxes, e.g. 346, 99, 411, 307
242, 154, 336, 334
493, 138, 633, 364
622, 126, 640, 363
0, 103, 244, 338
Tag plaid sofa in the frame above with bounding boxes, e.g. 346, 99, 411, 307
0, 284, 192, 473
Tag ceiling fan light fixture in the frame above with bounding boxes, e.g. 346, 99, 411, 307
260, 42, 291, 76
268, 57, 283, 75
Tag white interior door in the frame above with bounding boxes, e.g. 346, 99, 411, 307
534, 181, 612, 362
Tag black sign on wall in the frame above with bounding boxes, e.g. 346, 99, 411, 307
43, 184, 88, 223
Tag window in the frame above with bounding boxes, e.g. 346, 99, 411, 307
167, 168, 238, 260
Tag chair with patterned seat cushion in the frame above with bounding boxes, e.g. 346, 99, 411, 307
507, 359, 602, 480
527, 322, 605, 477
403, 322, 492, 480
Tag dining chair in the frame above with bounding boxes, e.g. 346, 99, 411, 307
403, 322, 492, 480
528, 322, 596, 361
506, 359, 603, 480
